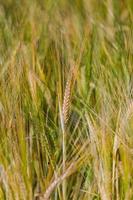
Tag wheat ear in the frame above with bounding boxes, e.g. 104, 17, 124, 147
62, 66, 76, 125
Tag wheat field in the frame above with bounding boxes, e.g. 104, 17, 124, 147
0, 0, 133, 199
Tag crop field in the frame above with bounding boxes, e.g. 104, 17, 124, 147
0, 0, 133, 199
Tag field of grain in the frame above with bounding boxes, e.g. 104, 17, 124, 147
0, 1, 133, 199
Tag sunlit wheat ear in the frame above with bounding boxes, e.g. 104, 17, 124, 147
62, 76, 72, 125
62, 65, 77, 125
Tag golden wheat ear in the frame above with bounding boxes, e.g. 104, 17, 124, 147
62, 66, 77, 126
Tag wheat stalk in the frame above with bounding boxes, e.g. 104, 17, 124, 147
39, 162, 75, 200
61, 65, 77, 200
